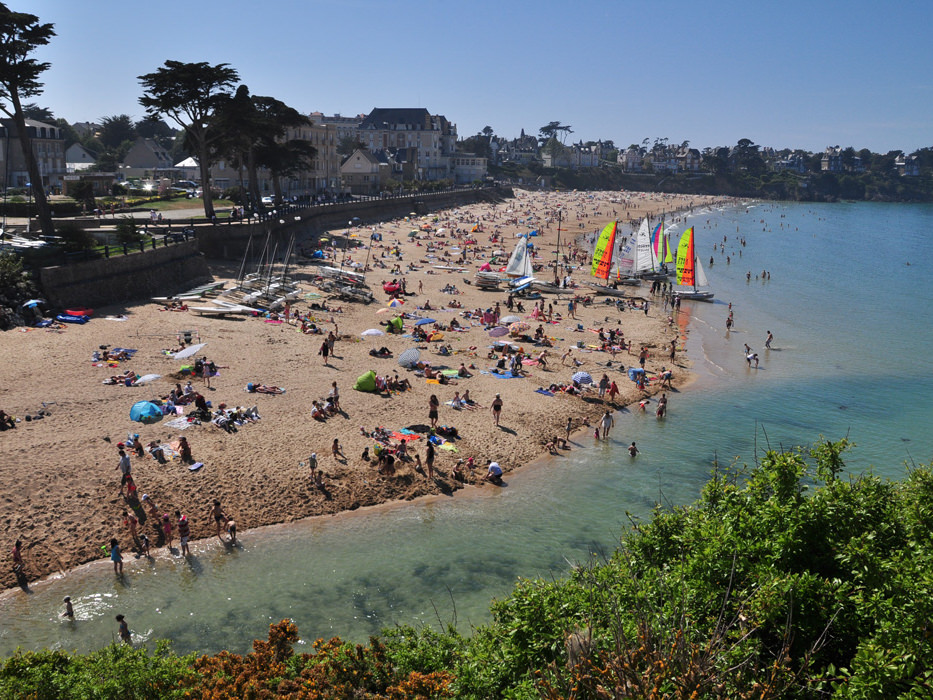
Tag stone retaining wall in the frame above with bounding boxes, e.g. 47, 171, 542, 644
38, 240, 210, 309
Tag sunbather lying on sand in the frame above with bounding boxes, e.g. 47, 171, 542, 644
246, 383, 285, 394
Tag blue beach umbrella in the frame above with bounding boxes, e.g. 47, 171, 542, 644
572, 371, 593, 385
130, 401, 163, 424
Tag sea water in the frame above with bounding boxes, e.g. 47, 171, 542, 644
2, 201, 932, 656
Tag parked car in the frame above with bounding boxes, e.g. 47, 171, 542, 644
261, 195, 274, 205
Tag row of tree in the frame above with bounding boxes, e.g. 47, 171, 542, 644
0, 5, 316, 236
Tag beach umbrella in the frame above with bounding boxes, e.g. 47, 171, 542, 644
508, 321, 530, 336
500, 315, 520, 324
135, 374, 161, 385
488, 326, 509, 338
361, 328, 384, 337
130, 401, 163, 424
387, 298, 405, 307
174, 342, 206, 360
414, 318, 436, 326
398, 348, 420, 368
572, 371, 593, 385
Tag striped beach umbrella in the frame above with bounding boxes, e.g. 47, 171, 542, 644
398, 348, 420, 368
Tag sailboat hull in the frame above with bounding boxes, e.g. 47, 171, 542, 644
673, 290, 715, 302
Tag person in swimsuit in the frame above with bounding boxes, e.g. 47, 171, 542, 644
429, 394, 439, 428
208, 500, 227, 540
116, 614, 131, 644
491, 394, 503, 426
162, 514, 174, 549
110, 538, 123, 575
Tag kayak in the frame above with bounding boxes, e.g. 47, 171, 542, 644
56, 313, 90, 324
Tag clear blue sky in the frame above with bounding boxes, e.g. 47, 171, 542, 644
29, 0, 933, 153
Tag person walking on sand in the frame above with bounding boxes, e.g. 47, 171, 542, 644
11, 539, 24, 579
116, 449, 131, 496
600, 410, 614, 439
329, 382, 340, 411
491, 393, 503, 426
607, 380, 620, 402
123, 510, 138, 541
598, 374, 609, 399
426, 441, 435, 479
428, 394, 439, 428
765, 331, 773, 349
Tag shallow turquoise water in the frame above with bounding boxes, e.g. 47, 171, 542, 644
2, 201, 932, 656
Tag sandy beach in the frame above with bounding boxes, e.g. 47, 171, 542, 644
0, 189, 726, 590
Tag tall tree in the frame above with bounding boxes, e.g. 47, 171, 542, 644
336, 134, 364, 157
538, 121, 573, 145
21, 101, 52, 121
138, 60, 238, 218
213, 86, 311, 209
251, 95, 311, 202
135, 116, 173, 141
0, 4, 56, 236
98, 114, 136, 149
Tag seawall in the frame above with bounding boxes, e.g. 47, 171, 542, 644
37, 240, 211, 310
38, 186, 513, 308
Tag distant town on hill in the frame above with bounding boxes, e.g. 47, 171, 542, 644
7, 104, 932, 209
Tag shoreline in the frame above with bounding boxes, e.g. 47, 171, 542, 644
0, 190, 730, 592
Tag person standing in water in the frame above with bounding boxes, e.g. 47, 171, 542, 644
115, 614, 131, 644
765, 331, 773, 349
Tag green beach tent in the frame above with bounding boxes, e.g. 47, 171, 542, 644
353, 370, 377, 392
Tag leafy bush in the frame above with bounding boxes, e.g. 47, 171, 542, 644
2, 444, 933, 698
114, 215, 140, 245
54, 221, 96, 252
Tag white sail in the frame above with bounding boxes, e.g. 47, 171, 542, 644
695, 255, 709, 288
633, 218, 657, 274
505, 236, 533, 278
616, 219, 647, 276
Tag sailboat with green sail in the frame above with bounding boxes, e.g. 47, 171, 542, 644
673, 227, 715, 301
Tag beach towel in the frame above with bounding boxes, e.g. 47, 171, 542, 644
491, 372, 523, 379
164, 417, 194, 430
439, 443, 459, 452
534, 388, 555, 396
390, 431, 421, 442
